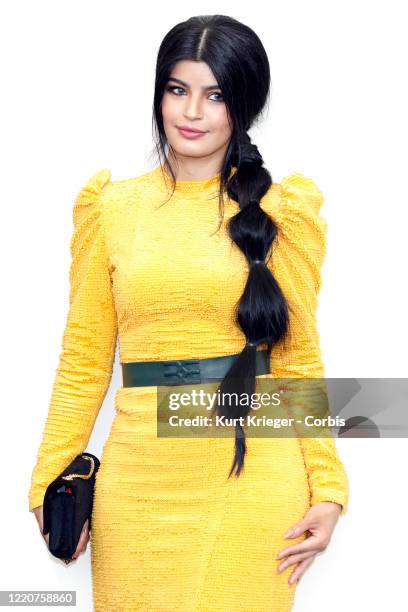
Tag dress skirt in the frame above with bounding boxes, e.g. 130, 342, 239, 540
90, 385, 311, 612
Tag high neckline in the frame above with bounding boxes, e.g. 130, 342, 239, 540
152, 164, 236, 197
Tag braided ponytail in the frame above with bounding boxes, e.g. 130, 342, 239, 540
209, 133, 289, 476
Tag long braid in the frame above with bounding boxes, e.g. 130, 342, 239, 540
210, 133, 289, 477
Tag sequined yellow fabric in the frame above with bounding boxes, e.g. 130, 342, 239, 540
28, 165, 349, 611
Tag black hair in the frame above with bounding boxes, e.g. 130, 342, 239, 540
151, 14, 289, 477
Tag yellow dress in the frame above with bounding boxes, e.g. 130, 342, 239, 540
28, 165, 349, 611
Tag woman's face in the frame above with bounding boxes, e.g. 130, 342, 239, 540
161, 60, 232, 163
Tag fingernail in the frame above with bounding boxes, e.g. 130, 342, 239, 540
284, 529, 293, 538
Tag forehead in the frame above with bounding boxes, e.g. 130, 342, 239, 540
168, 60, 219, 88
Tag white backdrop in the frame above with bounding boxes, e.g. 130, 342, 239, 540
1, 0, 407, 610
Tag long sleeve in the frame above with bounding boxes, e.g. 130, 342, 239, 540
265, 172, 349, 516
28, 169, 118, 512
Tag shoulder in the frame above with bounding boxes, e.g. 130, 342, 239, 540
279, 171, 325, 215
73, 168, 112, 216
262, 171, 328, 293
68, 169, 117, 253
77, 166, 160, 212
73, 166, 155, 203
261, 171, 325, 218
278, 170, 327, 249
262, 170, 327, 242
72, 166, 143, 221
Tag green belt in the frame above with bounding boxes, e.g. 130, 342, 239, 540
121, 349, 270, 387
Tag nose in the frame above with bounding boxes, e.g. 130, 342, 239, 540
183, 93, 203, 120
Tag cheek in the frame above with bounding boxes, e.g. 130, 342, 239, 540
161, 94, 177, 124
210, 108, 232, 140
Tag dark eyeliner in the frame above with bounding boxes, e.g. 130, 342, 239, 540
166, 84, 223, 101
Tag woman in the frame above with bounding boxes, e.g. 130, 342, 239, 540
29, 14, 349, 611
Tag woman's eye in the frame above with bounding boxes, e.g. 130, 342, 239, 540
165, 86, 185, 96
209, 92, 224, 102
165, 85, 223, 102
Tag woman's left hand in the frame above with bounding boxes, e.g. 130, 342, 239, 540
276, 501, 342, 585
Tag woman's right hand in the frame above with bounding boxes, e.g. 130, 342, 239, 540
32, 505, 90, 562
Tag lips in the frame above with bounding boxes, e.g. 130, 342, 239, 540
177, 126, 208, 140
177, 126, 206, 134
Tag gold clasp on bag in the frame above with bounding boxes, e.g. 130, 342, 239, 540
61, 455, 95, 481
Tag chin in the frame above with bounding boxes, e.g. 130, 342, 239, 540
172, 142, 210, 155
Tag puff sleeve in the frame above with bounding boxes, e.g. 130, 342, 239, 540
267, 172, 349, 516
28, 169, 118, 512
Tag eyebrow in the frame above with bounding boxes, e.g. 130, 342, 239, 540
167, 77, 220, 91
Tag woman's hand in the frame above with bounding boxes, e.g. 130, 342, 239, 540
32, 505, 90, 563
276, 501, 342, 585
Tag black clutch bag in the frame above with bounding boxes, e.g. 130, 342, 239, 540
42, 452, 100, 560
